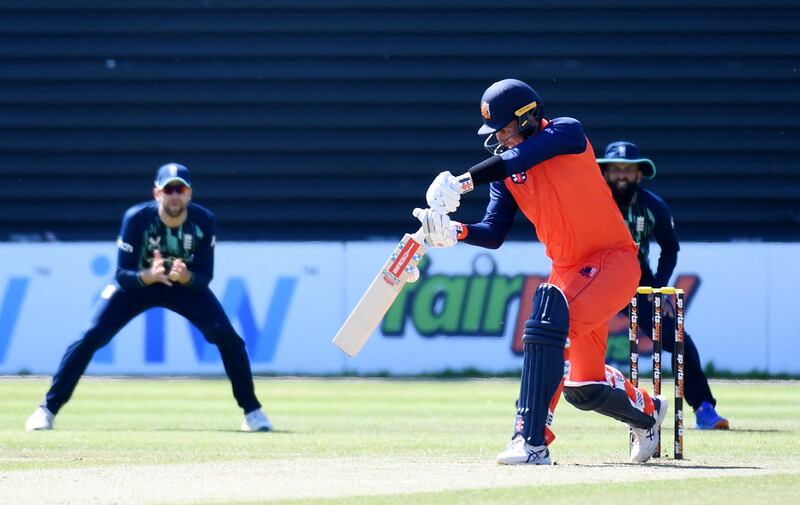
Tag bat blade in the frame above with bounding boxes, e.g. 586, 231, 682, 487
333, 229, 426, 357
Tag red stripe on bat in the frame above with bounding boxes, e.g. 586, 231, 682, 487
388, 239, 420, 278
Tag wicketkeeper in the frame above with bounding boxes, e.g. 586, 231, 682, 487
599, 141, 729, 430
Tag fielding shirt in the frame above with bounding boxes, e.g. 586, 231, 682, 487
114, 201, 216, 290
464, 118, 636, 267
618, 187, 679, 288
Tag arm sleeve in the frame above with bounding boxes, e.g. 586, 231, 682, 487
184, 214, 215, 290
461, 182, 518, 249
467, 118, 588, 185
651, 198, 680, 288
115, 209, 147, 290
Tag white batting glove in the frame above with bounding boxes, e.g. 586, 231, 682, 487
426, 171, 461, 215
413, 208, 458, 248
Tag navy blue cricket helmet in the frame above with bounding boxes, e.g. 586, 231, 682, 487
478, 79, 544, 154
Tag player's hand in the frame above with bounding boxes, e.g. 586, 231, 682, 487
426, 171, 461, 215
413, 208, 457, 248
168, 258, 192, 285
141, 250, 173, 286
647, 294, 675, 318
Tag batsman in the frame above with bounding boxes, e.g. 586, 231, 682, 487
415, 79, 667, 464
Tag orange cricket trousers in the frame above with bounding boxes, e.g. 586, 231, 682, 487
549, 246, 640, 384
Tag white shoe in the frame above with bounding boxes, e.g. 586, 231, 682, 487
496, 435, 552, 465
241, 408, 272, 432
25, 406, 54, 431
630, 395, 668, 463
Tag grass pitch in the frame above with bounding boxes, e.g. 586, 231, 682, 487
1, 378, 798, 504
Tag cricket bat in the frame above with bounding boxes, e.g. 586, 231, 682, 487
333, 227, 427, 357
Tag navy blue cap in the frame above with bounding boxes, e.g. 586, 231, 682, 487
597, 141, 656, 179
154, 163, 191, 189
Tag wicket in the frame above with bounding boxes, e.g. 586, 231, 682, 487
628, 286, 685, 460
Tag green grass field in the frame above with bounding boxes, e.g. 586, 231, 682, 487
1, 378, 798, 504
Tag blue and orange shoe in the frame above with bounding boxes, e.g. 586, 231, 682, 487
695, 401, 729, 430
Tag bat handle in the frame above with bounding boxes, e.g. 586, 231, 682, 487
411, 226, 425, 244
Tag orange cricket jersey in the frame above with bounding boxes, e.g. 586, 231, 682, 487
503, 131, 636, 267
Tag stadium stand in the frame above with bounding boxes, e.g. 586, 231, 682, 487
0, 0, 798, 240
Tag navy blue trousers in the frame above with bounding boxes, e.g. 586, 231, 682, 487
637, 297, 716, 410
44, 283, 261, 415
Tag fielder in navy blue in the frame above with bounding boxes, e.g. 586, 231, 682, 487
26, 163, 272, 432
599, 142, 729, 430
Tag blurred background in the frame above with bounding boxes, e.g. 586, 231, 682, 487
1, 0, 798, 242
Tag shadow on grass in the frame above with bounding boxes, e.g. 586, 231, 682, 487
51, 428, 295, 434
570, 462, 763, 470
149, 428, 293, 434
715, 428, 782, 434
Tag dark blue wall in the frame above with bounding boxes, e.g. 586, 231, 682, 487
1, 1, 798, 241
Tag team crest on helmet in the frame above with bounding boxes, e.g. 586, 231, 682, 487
511, 172, 527, 184
481, 101, 491, 120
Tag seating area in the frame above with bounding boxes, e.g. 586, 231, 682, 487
1, 1, 797, 241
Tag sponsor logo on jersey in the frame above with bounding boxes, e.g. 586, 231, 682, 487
579, 266, 598, 278
116, 237, 133, 253
511, 172, 527, 184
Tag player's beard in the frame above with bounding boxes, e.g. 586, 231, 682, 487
164, 200, 186, 218
608, 180, 638, 208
